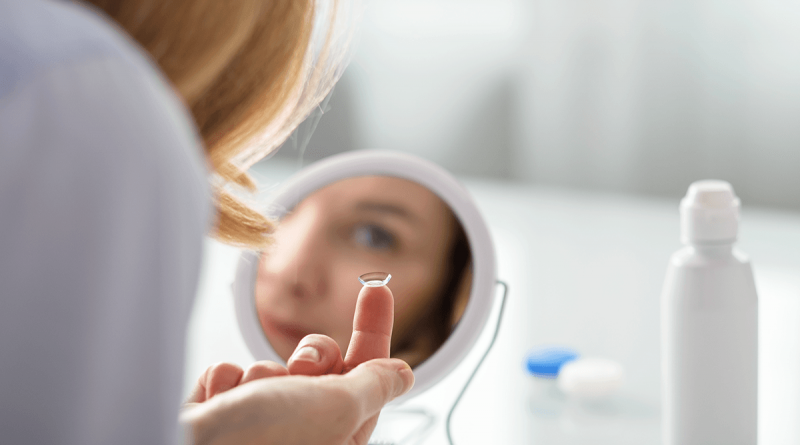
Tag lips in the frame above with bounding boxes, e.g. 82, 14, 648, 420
260, 314, 316, 346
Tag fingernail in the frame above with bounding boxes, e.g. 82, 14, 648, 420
395, 362, 415, 396
293, 346, 320, 363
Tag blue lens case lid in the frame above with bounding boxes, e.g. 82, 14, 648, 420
525, 346, 579, 378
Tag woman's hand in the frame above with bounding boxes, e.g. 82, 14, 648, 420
185, 360, 290, 404
181, 284, 413, 445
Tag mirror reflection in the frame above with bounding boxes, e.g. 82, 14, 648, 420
255, 175, 472, 368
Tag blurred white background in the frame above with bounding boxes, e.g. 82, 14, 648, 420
199, 3, 800, 442
272, 0, 800, 210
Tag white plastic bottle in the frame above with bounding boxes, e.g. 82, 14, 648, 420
661, 180, 758, 445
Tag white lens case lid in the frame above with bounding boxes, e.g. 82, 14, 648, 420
557, 357, 625, 399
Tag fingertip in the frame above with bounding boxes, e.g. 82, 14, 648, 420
387, 358, 415, 398
204, 362, 244, 400
241, 361, 289, 384
287, 334, 344, 376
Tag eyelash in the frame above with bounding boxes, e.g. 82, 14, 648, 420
351, 223, 397, 252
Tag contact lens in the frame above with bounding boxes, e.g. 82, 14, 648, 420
358, 272, 392, 287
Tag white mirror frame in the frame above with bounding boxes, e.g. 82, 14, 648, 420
232, 149, 496, 402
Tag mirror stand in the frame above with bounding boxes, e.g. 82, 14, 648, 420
368, 281, 509, 445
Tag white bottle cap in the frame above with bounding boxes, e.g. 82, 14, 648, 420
556, 358, 625, 399
680, 180, 740, 244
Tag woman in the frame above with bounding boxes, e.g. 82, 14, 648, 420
0, 1, 412, 444
255, 175, 473, 368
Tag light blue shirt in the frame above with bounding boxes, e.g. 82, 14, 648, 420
0, 1, 210, 444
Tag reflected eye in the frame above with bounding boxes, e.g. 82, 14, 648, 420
352, 224, 396, 251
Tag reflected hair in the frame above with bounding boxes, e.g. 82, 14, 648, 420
86, 0, 357, 248
392, 213, 471, 367
434, 217, 471, 347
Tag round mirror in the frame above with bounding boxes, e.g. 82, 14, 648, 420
233, 150, 496, 401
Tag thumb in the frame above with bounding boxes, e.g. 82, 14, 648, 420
341, 358, 414, 417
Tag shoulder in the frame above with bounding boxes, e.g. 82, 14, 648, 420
0, 0, 146, 98
0, 0, 208, 213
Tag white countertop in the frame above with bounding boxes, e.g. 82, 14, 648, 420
185, 160, 800, 444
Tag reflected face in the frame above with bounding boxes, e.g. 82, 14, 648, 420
255, 176, 471, 367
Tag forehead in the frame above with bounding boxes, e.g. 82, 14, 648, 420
298, 175, 453, 222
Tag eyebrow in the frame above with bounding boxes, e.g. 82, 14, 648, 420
354, 201, 421, 224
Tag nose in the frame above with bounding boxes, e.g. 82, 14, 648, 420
262, 204, 329, 301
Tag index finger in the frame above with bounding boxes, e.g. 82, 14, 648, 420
343, 284, 394, 372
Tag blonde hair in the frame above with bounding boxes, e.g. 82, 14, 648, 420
86, 0, 354, 248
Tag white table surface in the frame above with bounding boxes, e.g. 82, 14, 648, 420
185, 159, 800, 445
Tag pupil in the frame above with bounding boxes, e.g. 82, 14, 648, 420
356, 225, 393, 250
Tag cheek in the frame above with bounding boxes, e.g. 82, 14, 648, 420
255, 251, 297, 315
255, 259, 279, 310
263, 221, 305, 271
